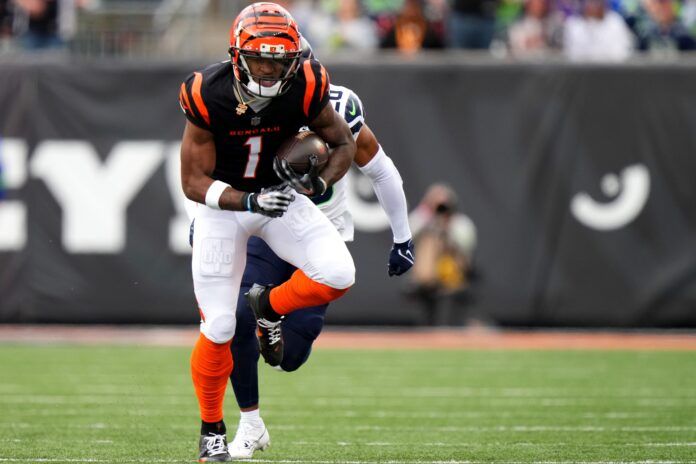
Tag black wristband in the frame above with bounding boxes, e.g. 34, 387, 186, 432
241, 192, 252, 212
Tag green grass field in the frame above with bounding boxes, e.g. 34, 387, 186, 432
0, 345, 694, 463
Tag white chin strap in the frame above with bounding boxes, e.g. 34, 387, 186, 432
245, 77, 282, 98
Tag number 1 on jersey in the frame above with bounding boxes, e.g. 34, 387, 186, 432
243, 136, 262, 178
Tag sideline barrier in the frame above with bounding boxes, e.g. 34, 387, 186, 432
1, 60, 695, 326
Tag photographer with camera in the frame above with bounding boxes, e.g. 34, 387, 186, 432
408, 183, 477, 325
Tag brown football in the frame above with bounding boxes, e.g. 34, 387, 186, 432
276, 131, 329, 175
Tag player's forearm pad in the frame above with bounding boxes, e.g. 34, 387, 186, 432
358, 146, 412, 243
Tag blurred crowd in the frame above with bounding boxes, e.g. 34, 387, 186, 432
0, 0, 91, 51
1, 0, 695, 59
290, 0, 696, 59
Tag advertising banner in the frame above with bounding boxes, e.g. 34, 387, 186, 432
1, 61, 695, 326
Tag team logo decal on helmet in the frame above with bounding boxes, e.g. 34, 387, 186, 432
229, 2, 303, 99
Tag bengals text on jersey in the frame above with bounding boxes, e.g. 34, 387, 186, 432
178, 57, 330, 193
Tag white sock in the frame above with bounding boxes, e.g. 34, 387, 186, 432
240, 409, 262, 425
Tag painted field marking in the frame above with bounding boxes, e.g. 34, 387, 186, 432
2, 423, 696, 433
2, 459, 696, 464
3, 439, 694, 448
1, 408, 665, 420
289, 441, 696, 448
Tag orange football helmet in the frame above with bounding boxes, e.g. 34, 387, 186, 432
229, 2, 303, 98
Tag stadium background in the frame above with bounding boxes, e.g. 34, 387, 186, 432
1, 2, 695, 464
1, 2, 696, 327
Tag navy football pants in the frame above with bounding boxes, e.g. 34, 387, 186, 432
230, 236, 327, 409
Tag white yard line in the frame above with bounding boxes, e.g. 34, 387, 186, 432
1, 423, 696, 432
290, 442, 696, 448
2, 459, 696, 464
0, 408, 663, 420
2, 396, 693, 409
347, 426, 696, 432
3, 440, 694, 448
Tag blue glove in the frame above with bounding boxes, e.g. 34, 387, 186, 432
388, 239, 415, 277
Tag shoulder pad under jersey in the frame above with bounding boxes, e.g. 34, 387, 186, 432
328, 84, 365, 140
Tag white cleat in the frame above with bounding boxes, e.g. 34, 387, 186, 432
228, 421, 270, 459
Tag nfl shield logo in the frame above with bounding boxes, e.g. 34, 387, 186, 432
251, 116, 261, 126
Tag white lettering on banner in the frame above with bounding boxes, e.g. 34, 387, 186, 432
346, 169, 390, 232
31, 141, 164, 253
570, 164, 651, 231
0, 138, 28, 250
165, 142, 193, 255
1, 138, 393, 254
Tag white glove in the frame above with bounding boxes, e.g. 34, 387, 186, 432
243, 185, 295, 218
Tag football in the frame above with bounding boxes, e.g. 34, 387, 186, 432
276, 131, 329, 175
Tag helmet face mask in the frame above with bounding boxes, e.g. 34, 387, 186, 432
231, 47, 302, 98
229, 3, 303, 99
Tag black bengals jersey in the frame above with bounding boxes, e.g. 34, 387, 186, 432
179, 58, 330, 192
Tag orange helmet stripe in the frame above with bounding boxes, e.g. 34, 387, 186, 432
233, 5, 301, 51
191, 72, 210, 126
302, 61, 315, 117
242, 14, 289, 24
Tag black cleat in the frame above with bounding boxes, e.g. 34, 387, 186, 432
198, 433, 232, 462
246, 283, 284, 367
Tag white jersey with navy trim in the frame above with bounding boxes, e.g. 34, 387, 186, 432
329, 84, 365, 140
308, 84, 365, 242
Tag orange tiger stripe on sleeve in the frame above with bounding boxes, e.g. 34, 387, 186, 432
302, 60, 316, 117
191, 72, 211, 126
179, 82, 193, 113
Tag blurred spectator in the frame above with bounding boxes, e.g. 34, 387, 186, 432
362, 0, 404, 15
422, 0, 448, 37
508, 0, 564, 56
295, 0, 378, 53
563, 0, 634, 61
12, 0, 88, 50
496, 0, 523, 27
556, 0, 580, 17
286, 0, 319, 40
332, 0, 379, 50
616, 0, 643, 20
684, 0, 696, 31
633, 0, 696, 53
13, 0, 63, 49
381, 0, 444, 52
448, 0, 499, 49
1, 0, 14, 40
407, 183, 477, 326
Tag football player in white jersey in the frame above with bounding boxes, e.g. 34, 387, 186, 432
225, 39, 415, 459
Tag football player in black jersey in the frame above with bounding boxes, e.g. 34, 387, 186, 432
178, 3, 356, 461
225, 39, 416, 459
